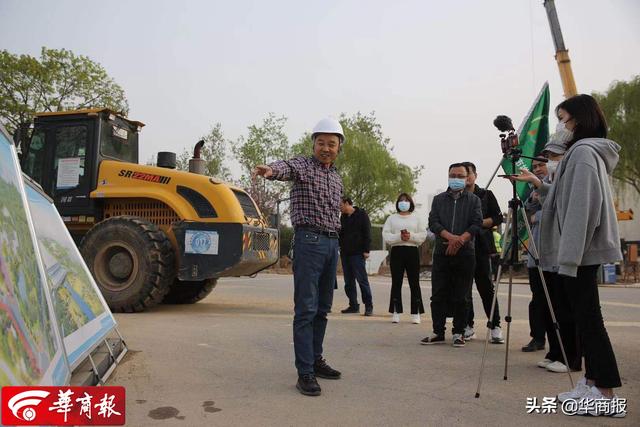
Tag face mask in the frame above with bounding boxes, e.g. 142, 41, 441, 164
554, 121, 573, 144
398, 201, 411, 212
448, 178, 466, 191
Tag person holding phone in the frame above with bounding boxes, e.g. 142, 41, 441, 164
382, 193, 426, 324
510, 94, 625, 417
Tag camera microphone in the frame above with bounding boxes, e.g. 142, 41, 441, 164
493, 115, 514, 132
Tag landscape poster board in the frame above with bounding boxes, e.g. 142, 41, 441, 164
24, 179, 117, 370
0, 125, 70, 386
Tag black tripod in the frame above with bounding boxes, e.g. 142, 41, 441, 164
475, 149, 574, 398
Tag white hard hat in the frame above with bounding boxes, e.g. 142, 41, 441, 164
312, 117, 345, 143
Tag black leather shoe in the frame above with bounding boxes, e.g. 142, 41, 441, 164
364, 306, 373, 316
296, 374, 321, 396
341, 306, 359, 314
521, 339, 545, 352
314, 358, 341, 379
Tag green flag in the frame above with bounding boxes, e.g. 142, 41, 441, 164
501, 83, 550, 244
501, 82, 550, 200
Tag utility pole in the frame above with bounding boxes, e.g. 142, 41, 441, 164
543, 0, 578, 98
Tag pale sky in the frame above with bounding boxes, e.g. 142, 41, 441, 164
2, 0, 639, 212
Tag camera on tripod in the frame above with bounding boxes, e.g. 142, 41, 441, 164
493, 115, 520, 156
476, 115, 571, 399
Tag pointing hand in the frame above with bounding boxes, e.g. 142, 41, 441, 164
252, 165, 273, 179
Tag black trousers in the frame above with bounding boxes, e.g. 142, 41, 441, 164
542, 271, 581, 371
467, 252, 501, 328
527, 268, 547, 343
562, 265, 621, 388
431, 254, 475, 335
388, 246, 425, 314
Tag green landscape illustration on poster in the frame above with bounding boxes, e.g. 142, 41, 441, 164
26, 184, 106, 338
0, 139, 61, 386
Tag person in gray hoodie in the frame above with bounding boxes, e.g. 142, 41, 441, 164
524, 142, 581, 375
513, 94, 625, 417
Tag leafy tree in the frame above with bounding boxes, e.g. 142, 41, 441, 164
175, 123, 231, 180
233, 113, 291, 217
0, 47, 128, 134
593, 75, 640, 196
292, 112, 422, 220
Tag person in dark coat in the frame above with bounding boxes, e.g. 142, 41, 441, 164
422, 163, 482, 347
461, 162, 504, 344
338, 197, 373, 316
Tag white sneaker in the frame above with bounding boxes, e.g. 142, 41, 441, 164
537, 358, 553, 368
411, 314, 421, 324
490, 326, 504, 344
546, 361, 569, 373
575, 386, 627, 418
463, 326, 475, 340
392, 312, 400, 323
557, 377, 590, 402
452, 333, 465, 347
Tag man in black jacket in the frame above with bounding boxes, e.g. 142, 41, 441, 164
338, 197, 373, 316
462, 162, 504, 344
422, 163, 483, 347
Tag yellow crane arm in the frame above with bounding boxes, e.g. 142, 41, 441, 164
544, 0, 578, 98
617, 209, 634, 221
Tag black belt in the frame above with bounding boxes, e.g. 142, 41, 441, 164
295, 225, 339, 239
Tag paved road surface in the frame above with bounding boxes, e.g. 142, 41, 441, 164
108, 274, 639, 426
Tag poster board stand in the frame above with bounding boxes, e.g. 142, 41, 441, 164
1, 122, 128, 388
23, 175, 128, 386
89, 332, 128, 386
0, 125, 71, 386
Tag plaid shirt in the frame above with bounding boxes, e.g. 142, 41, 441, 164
268, 156, 343, 232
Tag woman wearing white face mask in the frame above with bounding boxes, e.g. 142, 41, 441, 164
512, 94, 625, 417
382, 193, 427, 323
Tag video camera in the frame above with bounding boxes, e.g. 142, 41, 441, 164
493, 115, 519, 156
493, 115, 548, 165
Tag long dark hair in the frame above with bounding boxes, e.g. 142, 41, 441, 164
556, 94, 607, 148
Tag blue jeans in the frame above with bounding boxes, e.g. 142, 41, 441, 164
341, 254, 373, 308
292, 229, 339, 375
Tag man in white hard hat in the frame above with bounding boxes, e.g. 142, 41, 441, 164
253, 117, 344, 396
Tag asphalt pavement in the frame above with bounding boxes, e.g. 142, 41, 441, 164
107, 274, 639, 426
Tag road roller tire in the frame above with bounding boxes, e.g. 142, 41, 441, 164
80, 216, 175, 312
162, 279, 218, 304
